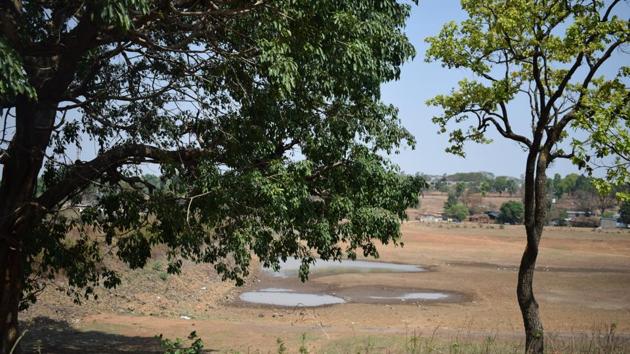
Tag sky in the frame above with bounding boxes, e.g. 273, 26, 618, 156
381, 0, 629, 178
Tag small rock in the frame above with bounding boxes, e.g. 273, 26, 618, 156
180, 315, 191, 320
201, 287, 207, 290
258, 313, 265, 318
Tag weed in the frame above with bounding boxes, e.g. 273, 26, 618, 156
299, 333, 309, 354
158, 331, 204, 354
276, 338, 287, 354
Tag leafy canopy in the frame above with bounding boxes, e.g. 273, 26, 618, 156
426, 0, 629, 198
0, 0, 423, 306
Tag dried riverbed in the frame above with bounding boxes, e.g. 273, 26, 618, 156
237, 259, 464, 307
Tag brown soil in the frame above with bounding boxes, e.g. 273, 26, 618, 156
19, 222, 630, 353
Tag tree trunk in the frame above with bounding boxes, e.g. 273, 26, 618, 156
518, 150, 549, 354
517, 231, 544, 353
0, 98, 56, 354
0, 240, 23, 354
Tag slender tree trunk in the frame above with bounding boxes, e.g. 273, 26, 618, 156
517, 229, 544, 353
0, 98, 56, 354
518, 150, 549, 354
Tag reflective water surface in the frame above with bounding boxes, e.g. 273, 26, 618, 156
240, 291, 345, 307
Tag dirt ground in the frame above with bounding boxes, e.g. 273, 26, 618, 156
20, 221, 630, 353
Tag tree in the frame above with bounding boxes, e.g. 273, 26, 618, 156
561, 173, 580, 195
596, 189, 617, 216
620, 201, 630, 225
444, 190, 459, 209
454, 182, 467, 198
505, 179, 519, 196
479, 181, 489, 197
426, 1, 629, 352
551, 173, 564, 200
444, 203, 469, 222
498, 201, 525, 225
0, 1, 424, 352
433, 174, 449, 192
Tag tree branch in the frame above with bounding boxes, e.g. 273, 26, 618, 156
36, 144, 209, 210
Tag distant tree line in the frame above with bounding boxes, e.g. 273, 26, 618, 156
425, 172, 520, 196
434, 172, 628, 225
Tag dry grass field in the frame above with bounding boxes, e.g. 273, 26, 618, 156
20, 219, 630, 353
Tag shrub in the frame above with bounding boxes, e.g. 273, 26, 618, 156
444, 203, 469, 222
498, 201, 524, 224
158, 331, 204, 354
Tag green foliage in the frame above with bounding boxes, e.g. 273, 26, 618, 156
2, 1, 424, 309
426, 0, 629, 196
447, 172, 494, 184
445, 203, 469, 222
432, 175, 449, 192
158, 331, 204, 354
427, 172, 521, 197
0, 39, 36, 100
498, 201, 524, 225
444, 191, 459, 210
454, 182, 467, 199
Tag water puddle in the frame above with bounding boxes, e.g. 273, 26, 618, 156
370, 292, 449, 301
265, 259, 425, 278
259, 288, 294, 292
239, 291, 345, 307
236, 259, 463, 307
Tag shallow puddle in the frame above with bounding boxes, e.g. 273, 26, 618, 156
369, 292, 449, 301
265, 259, 425, 278
239, 291, 345, 307
237, 259, 461, 307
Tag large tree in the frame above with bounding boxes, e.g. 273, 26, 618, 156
0, 1, 424, 352
426, 0, 629, 352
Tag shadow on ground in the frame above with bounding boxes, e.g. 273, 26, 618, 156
19, 317, 216, 353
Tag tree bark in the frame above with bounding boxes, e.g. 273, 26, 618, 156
517, 230, 544, 353
0, 240, 22, 354
517, 150, 549, 354
0, 98, 56, 354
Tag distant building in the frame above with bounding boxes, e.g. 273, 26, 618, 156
567, 210, 590, 219
469, 214, 490, 223
484, 211, 500, 220
418, 213, 443, 223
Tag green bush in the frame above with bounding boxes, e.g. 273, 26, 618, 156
498, 201, 524, 224
444, 203, 469, 222
158, 331, 204, 354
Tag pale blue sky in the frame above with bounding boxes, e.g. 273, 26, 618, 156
382, 0, 629, 178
